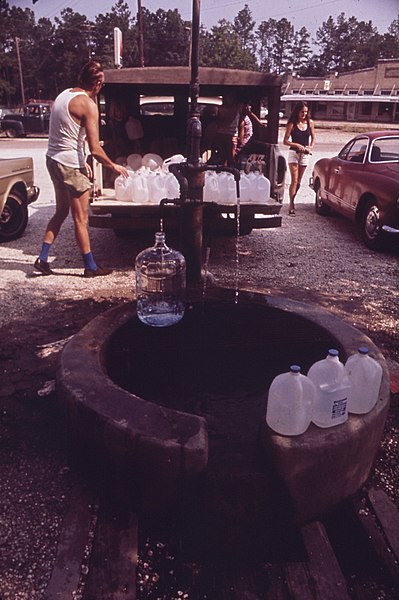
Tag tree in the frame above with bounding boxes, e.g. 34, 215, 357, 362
51, 8, 94, 91
201, 18, 256, 69
379, 15, 399, 59
256, 18, 294, 75
93, 1, 134, 68
256, 19, 278, 72
140, 8, 191, 67
233, 4, 256, 54
0, 4, 37, 104
291, 27, 312, 75
315, 13, 382, 73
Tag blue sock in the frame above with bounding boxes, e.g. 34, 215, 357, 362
83, 251, 97, 271
39, 242, 52, 262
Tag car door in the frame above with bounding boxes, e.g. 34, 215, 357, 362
327, 137, 369, 216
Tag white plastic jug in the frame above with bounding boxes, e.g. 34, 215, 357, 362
126, 153, 142, 171
345, 346, 383, 414
239, 172, 252, 202
142, 153, 163, 171
307, 349, 351, 428
204, 171, 219, 202
148, 171, 167, 204
218, 172, 236, 204
162, 154, 185, 171
131, 171, 150, 202
114, 174, 134, 201
165, 172, 180, 199
254, 174, 270, 204
266, 365, 316, 436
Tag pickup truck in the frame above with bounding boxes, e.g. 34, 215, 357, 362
0, 102, 52, 138
0, 156, 40, 241
90, 66, 286, 236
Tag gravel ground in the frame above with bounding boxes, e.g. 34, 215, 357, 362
0, 127, 398, 598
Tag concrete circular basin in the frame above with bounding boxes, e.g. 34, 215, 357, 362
57, 288, 390, 520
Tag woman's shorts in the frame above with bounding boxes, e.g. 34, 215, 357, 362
288, 149, 310, 167
46, 156, 92, 196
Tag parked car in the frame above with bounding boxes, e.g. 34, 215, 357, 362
0, 102, 52, 138
0, 157, 39, 241
310, 131, 399, 249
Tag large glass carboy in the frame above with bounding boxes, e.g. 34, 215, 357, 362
135, 231, 186, 327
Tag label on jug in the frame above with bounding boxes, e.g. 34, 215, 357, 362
331, 397, 347, 419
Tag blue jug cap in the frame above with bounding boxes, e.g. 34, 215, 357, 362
358, 346, 369, 354
290, 365, 301, 373
328, 348, 339, 357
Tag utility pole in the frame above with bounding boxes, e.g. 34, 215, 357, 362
137, 0, 144, 67
15, 37, 26, 105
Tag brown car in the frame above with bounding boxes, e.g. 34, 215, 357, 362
310, 131, 399, 249
0, 156, 39, 241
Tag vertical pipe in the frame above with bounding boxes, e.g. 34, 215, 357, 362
190, 0, 200, 115
15, 37, 25, 105
137, 0, 144, 67
181, 0, 203, 285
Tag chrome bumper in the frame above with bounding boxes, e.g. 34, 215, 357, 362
27, 185, 40, 205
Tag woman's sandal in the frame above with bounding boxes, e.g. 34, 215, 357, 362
289, 209, 296, 216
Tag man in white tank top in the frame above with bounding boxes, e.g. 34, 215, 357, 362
34, 60, 128, 277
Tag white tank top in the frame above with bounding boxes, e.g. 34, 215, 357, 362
46, 89, 88, 169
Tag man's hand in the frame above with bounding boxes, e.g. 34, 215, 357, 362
113, 163, 129, 178
85, 162, 93, 179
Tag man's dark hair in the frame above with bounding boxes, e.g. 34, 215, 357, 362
78, 61, 103, 90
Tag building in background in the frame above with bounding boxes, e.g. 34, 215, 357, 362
281, 59, 399, 124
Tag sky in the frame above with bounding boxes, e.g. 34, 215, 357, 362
12, 0, 399, 39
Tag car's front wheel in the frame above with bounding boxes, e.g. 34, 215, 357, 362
5, 127, 18, 138
0, 190, 28, 241
314, 182, 330, 216
361, 198, 383, 250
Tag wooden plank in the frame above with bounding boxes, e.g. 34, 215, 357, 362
285, 521, 351, 600
368, 488, 399, 562
83, 503, 138, 600
352, 494, 399, 587
263, 563, 289, 600
284, 560, 315, 600
43, 485, 97, 599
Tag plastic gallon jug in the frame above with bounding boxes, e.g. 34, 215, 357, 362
266, 365, 316, 436
162, 154, 185, 171
142, 153, 163, 171
165, 172, 180, 199
345, 346, 383, 414
307, 349, 351, 428
148, 171, 167, 204
114, 174, 134, 201
135, 231, 186, 327
239, 172, 252, 202
218, 172, 236, 203
204, 171, 219, 202
126, 153, 142, 171
131, 171, 149, 202
253, 174, 270, 204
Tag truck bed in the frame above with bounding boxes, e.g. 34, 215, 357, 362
89, 189, 282, 234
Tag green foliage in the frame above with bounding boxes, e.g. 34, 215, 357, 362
314, 12, 383, 72
139, 8, 191, 66
0, 3, 397, 106
201, 19, 256, 69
